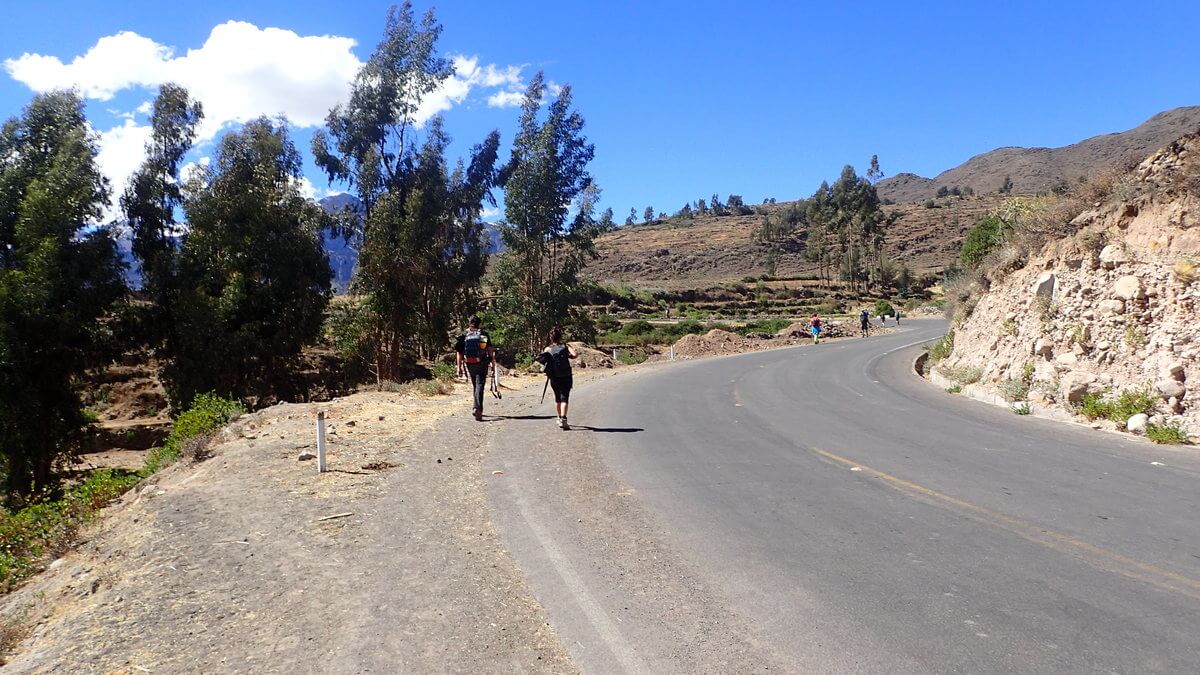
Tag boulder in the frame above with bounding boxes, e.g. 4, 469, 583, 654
1061, 371, 1098, 405
1126, 413, 1149, 433
1099, 244, 1126, 269
1112, 275, 1145, 300
1098, 299, 1125, 316
1034, 338, 1054, 359
1156, 378, 1186, 400
1161, 361, 1186, 382
1032, 272, 1057, 302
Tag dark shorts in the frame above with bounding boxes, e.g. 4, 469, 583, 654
550, 376, 573, 404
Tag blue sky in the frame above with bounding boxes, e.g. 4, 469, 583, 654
1, 1, 1198, 220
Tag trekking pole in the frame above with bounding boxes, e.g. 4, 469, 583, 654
540, 375, 550, 404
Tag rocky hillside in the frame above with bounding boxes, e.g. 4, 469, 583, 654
934, 134, 1199, 439
879, 106, 1200, 202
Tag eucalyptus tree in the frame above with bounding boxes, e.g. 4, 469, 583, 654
167, 117, 331, 406
491, 72, 599, 355
312, 2, 500, 376
0, 91, 124, 496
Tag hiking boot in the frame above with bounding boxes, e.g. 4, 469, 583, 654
560, 417, 570, 431
473, 408, 482, 421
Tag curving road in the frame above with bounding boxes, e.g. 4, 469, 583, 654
488, 320, 1200, 672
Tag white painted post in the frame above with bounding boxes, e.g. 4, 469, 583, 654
316, 411, 327, 473
612, 349, 618, 361
670, 346, 675, 361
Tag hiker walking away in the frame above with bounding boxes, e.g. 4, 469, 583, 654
809, 314, 822, 344
895, 309, 901, 325
455, 316, 495, 421
859, 308, 870, 337
536, 327, 578, 430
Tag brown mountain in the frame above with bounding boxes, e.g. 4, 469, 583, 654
877, 106, 1200, 202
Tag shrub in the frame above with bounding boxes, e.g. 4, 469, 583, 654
960, 214, 1012, 268
1077, 387, 1158, 423
595, 314, 620, 332
939, 365, 982, 384
923, 330, 954, 373
617, 351, 649, 366
998, 378, 1030, 402
1012, 402, 1032, 415
621, 320, 654, 336
874, 300, 895, 317
946, 384, 962, 394
1146, 422, 1190, 445
1173, 258, 1198, 286
0, 468, 140, 591
143, 393, 245, 475
1124, 323, 1147, 348
430, 362, 457, 382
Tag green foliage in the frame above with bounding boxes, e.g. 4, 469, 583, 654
874, 300, 895, 317
0, 468, 140, 591
313, 3, 498, 374
945, 384, 962, 394
163, 117, 330, 408
490, 72, 599, 355
939, 365, 982, 385
594, 314, 620, 332
1078, 387, 1158, 423
960, 214, 1012, 268
617, 351, 648, 366
1012, 402, 1032, 415
998, 378, 1030, 402
143, 393, 244, 475
598, 319, 708, 346
122, 84, 203, 333
0, 91, 126, 496
621, 320, 654, 336
1146, 422, 1189, 445
324, 298, 376, 373
1124, 323, 1147, 348
923, 330, 955, 372
430, 361, 457, 382
803, 162, 892, 291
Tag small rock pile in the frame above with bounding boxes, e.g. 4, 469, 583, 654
672, 329, 760, 358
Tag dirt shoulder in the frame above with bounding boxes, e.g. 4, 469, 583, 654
0, 383, 571, 673
0, 329, 897, 671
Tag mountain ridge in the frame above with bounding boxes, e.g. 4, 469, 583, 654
877, 106, 1200, 202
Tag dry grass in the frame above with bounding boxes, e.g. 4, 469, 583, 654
1174, 258, 1198, 286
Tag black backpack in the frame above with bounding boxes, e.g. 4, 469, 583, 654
545, 344, 571, 377
463, 330, 486, 363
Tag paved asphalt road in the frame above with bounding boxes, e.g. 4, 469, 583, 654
489, 320, 1200, 672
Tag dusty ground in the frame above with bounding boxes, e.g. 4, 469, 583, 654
0, 329, 896, 672
0, 382, 572, 673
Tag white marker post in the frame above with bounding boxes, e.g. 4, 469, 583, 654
316, 411, 327, 473
670, 346, 675, 361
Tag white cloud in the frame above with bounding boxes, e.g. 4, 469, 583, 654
6, 24, 526, 217
487, 90, 524, 108
5, 22, 362, 141
480, 206, 500, 220
95, 118, 153, 220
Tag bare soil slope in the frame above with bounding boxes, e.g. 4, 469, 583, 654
589, 196, 1003, 287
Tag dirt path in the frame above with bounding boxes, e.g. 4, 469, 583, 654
0, 385, 572, 673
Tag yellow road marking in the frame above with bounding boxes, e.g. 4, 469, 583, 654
812, 447, 1200, 601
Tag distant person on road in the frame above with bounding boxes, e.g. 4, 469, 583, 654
455, 315, 495, 421
536, 327, 578, 430
895, 310, 901, 325
860, 309, 870, 337
809, 314, 822, 344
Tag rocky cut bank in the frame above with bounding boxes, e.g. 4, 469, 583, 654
934, 133, 1200, 438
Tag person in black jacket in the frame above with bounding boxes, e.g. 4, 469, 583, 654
536, 327, 578, 430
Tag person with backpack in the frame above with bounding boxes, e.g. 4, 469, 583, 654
809, 314, 822, 344
535, 327, 578, 430
859, 308, 870, 337
455, 316, 495, 421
